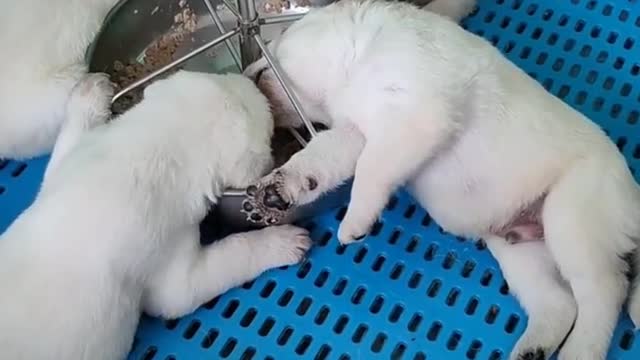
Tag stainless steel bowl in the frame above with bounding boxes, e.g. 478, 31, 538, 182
86, 0, 351, 230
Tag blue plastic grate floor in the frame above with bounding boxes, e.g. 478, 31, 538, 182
1, 0, 640, 359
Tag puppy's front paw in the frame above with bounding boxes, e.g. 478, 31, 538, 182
242, 170, 294, 226
337, 209, 375, 245
67, 73, 115, 126
257, 225, 313, 267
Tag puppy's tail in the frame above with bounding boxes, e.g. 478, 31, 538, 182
423, 0, 477, 22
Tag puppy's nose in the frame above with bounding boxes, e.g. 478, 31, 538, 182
263, 185, 290, 211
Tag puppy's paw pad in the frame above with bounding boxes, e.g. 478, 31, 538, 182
242, 176, 291, 225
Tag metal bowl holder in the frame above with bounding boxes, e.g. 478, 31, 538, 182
110, 0, 317, 196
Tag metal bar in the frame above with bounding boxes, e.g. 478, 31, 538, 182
237, 0, 261, 68
288, 128, 308, 146
237, 0, 257, 21
253, 33, 318, 137
221, 0, 242, 19
112, 28, 241, 104
203, 0, 242, 71
259, 13, 306, 25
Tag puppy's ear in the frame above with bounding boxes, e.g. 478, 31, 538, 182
243, 57, 269, 79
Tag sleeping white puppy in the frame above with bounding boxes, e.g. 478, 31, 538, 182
0, 0, 119, 159
0, 71, 312, 360
241, 0, 640, 359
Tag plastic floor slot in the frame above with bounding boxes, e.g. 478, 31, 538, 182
1, 0, 639, 359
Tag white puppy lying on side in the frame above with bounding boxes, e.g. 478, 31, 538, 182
0, 71, 312, 360
0, 0, 119, 159
241, 0, 640, 359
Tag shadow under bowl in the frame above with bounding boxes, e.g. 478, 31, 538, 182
85, 0, 351, 230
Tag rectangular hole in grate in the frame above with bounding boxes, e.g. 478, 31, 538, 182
0, 159, 8, 170
404, 204, 417, 218
442, 252, 456, 269
296, 297, 313, 316
372, 255, 386, 271
461, 260, 476, 278
335, 207, 347, 221
278, 289, 294, 307
332, 277, 348, 296
386, 195, 399, 210
620, 330, 635, 350
295, 335, 312, 355
489, 350, 503, 360
352, 324, 368, 343
339, 355, 351, 360
141, 346, 157, 360
164, 319, 179, 330
316, 344, 332, 360
351, 286, 367, 304
314, 269, 330, 287
201, 329, 219, 349
408, 313, 423, 332
390, 343, 407, 358
414, 351, 427, 360
390, 263, 405, 279
389, 304, 404, 323
427, 321, 443, 341
183, 320, 201, 339
277, 327, 294, 346
240, 347, 256, 360
297, 261, 312, 278
11, 163, 27, 177
467, 340, 483, 359
369, 295, 384, 314
505, 314, 520, 334
370, 220, 384, 236
445, 288, 461, 306
219, 338, 237, 358
424, 243, 438, 261
222, 300, 240, 319
260, 280, 276, 298
388, 228, 402, 244
241, 280, 254, 290
318, 231, 332, 247
485, 305, 500, 324
0, 186, 4, 195
240, 308, 257, 328
465, 297, 480, 315
353, 246, 368, 264
333, 315, 349, 334
447, 331, 462, 350
408, 271, 422, 289
258, 317, 275, 337
371, 332, 387, 353
480, 269, 494, 286
315, 306, 330, 325
427, 279, 442, 297
405, 236, 419, 253
203, 297, 219, 310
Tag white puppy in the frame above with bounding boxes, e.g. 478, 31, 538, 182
0, 71, 312, 360
241, 0, 640, 359
0, 0, 119, 159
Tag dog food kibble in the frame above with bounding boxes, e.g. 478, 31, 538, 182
110, 2, 198, 114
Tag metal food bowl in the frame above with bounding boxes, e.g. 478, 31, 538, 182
85, 0, 351, 230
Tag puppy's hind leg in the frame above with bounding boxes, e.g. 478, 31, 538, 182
43, 73, 114, 181
485, 237, 576, 360
243, 125, 365, 225
143, 225, 312, 319
337, 102, 457, 244
542, 160, 635, 360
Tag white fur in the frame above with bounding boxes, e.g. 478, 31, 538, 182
0, 72, 312, 360
245, 0, 640, 358
0, 0, 119, 159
